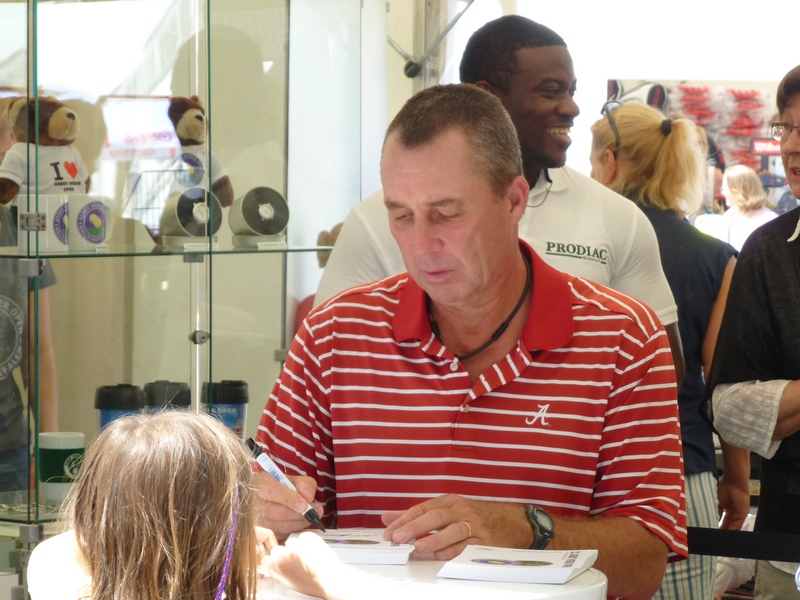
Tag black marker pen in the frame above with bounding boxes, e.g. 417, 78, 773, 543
246, 438, 325, 532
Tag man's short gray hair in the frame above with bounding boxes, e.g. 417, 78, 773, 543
383, 84, 523, 196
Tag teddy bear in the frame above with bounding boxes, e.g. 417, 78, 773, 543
166, 95, 233, 207
0, 96, 91, 204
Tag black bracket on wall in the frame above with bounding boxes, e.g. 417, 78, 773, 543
387, 0, 475, 78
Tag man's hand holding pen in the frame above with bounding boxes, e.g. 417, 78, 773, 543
253, 470, 325, 539
247, 438, 326, 538
380, 494, 534, 560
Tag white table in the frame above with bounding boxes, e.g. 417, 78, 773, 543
258, 551, 608, 599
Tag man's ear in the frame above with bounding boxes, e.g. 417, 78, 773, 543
473, 81, 495, 94
507, 175, 529, 224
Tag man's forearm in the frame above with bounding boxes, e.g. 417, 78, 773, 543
381, 496, 670, 599
550, 515, 668, 600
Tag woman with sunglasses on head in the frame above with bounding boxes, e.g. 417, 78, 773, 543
24, 411, 386, 600
590, 101, 751, 600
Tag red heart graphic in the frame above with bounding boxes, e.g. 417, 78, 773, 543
64, 161, 78, 179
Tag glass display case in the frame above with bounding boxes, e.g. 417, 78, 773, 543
0, 0, 377, 594
0, 0, 377, 556
0, 0, 295, 530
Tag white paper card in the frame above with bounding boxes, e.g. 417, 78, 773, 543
437, 545, 597, 584
288, 528, 414, 565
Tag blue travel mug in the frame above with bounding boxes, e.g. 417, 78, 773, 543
94, 384, 144, 429
201, 380, 248, 439
142, 380, 191, 414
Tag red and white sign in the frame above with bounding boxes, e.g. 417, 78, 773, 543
98, 97, 179, 162
751, 138, 781, 155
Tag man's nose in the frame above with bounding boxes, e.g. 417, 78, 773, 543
559, 95, 580, 119
411, 219, 442, 254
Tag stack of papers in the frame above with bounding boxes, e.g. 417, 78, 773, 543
288, 529, 414, 565
437, 545, 597, 584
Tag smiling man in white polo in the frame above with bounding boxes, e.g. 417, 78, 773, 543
315, 15, 684, 388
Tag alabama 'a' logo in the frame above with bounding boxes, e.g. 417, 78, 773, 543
525, 404, 551, 426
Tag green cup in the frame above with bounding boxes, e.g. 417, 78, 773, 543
38, 432, 84, 506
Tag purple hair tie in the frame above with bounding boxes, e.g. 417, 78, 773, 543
214, 484, 239, 600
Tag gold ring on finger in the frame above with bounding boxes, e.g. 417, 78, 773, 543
460, 520, 472, 539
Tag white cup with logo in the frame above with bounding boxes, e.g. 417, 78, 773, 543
18, 194, 69, 254
68, 195, 112, 251
38, 432, 84, 506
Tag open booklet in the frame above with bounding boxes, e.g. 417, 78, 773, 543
287, 528, 414, 565
437, 545, 598, 584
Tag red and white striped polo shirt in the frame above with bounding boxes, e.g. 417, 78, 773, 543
257, 243, 687, 561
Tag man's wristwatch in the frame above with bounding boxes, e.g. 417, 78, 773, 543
525, 504, 555, 549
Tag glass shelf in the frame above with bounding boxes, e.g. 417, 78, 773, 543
0, 493, 60, 525
0, 244, 333, 260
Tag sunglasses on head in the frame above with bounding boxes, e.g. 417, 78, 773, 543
601, 101, 621, 158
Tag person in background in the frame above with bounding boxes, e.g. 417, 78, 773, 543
717, 164, 777, 251
314, 15, 685, 388
691, 124, 724, 214
702, 64, 800, 599
316, 222, 343, 269
257, 83, 686, 600
0, 96, 59, 493
0, 205, 59, 494
589, 101, 751, 600
707, 135, 726, 208
294, 222, 346, 337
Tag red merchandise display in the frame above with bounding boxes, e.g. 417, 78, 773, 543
607, 78, 791, 212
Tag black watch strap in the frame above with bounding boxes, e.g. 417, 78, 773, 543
525, 504, 555, 550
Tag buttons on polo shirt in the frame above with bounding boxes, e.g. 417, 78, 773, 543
449, 360, 458, 372
461, 404, 470, 413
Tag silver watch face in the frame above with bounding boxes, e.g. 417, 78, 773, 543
535, 507, 555, 531
526, 505, 554, 549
